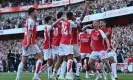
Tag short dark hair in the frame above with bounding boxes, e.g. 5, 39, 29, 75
28, 7, 36, 15
66, 11, 73, 19
57, 12, 64, 19
100, 20, 106, 23
45, 16, 52, 23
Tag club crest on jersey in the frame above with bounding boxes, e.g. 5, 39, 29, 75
92, 35, 99, 40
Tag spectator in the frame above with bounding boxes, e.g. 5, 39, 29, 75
116, 48, 124, 63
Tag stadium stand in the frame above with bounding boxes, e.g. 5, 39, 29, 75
0, 0, 133, 30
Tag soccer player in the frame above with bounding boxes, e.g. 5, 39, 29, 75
15, 7, 43, 80
53, 12, 68, 79
43, 16, 54, 80
71, 1, 89, 80
57, 1, 89, 80
51, 12, 63, 65
51, 11, 82, 80
40, 16, 64, 80
79, 26, 92, 79
88, 20, 115, 80
100, 20, 118, 79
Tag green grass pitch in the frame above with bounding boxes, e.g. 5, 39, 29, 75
0, 73, 132, 80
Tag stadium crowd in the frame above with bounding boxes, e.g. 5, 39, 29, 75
0, 0, 52, 8
0, 0, 133, 30
0, 23, 133, 72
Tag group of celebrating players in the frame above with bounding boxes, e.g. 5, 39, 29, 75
15, 0, 118, 80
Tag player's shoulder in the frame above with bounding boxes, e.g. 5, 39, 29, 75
27, 18, 34, 23
91, 29, 96, 33
106, 27, 112, 31
98, 29, 104, 32
79, 32, 84, 35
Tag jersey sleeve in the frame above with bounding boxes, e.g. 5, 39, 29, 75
76, 18, 81, 24
28, 19, 34, 30
70, 20, 78, 28
86, 29, 93, 34
78, 33, 82, 40
106, 28, 112, 35
99, 30, 107, 38
49, 25, 53, 31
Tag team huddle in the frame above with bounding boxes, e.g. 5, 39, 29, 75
15, 1, 118, 80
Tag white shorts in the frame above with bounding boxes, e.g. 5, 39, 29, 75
22, 44, 41, 56
107, 50, 115, 58
90, 50, 108, 61
59, 44, 73, 56
73, 44, 81, 57
52, 46, 59, 59
81, 53, 90, 59
43, 49, 52, 60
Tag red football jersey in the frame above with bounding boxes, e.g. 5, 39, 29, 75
52, 22, 62, 46
43, 25, 52, 49
79, 32, 92, 53
22, 18, 37, 46
71, 28, 78, 44
71, 18, 81, 44
102, 27, 113, 49
60, 20, 78, 44
91, 29, 107, 51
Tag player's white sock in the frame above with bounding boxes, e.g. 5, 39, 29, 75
60, 61, 67, 77
111, 63, 117, 77
76, 63, 82, 76
34, 59, 43, 77
16, 62, 24, 79
53, 69, 56, 76
109, 72, 115, 79
86, 71, 89, 78
95, 70, 102, 78
48, 66, 52, 79
57, 68, 61, 76
39, 64, 49, 74
66, 59, 73, 78
100, 62, 107, 75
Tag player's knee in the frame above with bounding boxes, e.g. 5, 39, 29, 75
109, 57, 116, 63
67, 54, 73, 59
88, 60, 93, 65
103, 59, 109, 64
37, 53, 43, 60
75, 56, 81, 63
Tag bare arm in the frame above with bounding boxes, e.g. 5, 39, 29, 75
100, 30, 111, 50
27, 30, 32, 45
80, 0, 89, 21
104, 38, 110, 50
52, 17, 64, 27
82, 24, 92, 31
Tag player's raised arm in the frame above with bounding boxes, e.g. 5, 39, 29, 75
52, 17, 65, 27
80, 0, 89, 21
82, 25, 91, 31
99, 30, 110, 51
